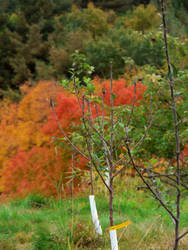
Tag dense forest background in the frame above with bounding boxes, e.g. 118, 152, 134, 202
1, 0, 188, 96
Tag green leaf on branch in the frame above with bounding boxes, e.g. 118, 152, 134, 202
112, 93, 117, 100
83, 76, 92, 85
86, 83, 95, 93
60, 79, 69, 87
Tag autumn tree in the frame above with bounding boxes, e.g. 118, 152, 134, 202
0, 79, 89, 197
2, 146, 86, 197
0, 81, 59, 192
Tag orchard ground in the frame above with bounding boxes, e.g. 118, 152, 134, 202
0, 177, 187, 250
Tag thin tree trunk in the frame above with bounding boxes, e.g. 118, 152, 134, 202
90, 160, 94, 195
161, 1, 181, 249
109, 169, 114, 226
109, 62, 114, 227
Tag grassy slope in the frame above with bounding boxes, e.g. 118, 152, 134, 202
0, 178, 187, 250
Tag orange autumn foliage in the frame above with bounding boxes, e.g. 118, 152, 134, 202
0, 101, 19, 169
1, 78, 146, 198
0, 81, 59, 164
0, 81, 60, 193
16, 81, 60, 150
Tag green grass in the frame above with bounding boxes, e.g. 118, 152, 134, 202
0, 178, 187, 249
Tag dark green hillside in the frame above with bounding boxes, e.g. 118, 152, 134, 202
0, 0, 188, 96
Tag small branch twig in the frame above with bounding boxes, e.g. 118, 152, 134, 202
127, 81, 137, 128
126, 142, 177, 223
177, 230, 188, 241
81, 97, 111, 192
50, 98, 89, 161
113, 99, 157, 172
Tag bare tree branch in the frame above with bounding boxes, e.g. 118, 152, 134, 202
127, 81, 137, 128
50, 98, 89, 161
161, 0, 182, 248
177, 230, 188, 241
126, 142, 177, 223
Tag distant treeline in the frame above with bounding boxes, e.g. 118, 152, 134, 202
0, 0, 188, 96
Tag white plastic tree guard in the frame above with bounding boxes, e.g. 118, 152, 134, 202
105, 170, 110, 187
89, 195, 103, 235
109, 229, 118, 250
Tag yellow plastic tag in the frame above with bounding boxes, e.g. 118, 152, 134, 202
108, 221, 131, 231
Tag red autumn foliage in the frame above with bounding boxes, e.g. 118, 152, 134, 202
2, 146, 87, 198
181, 143, 188, 162
94, 78, 146, 106
2, 147, 66, 197
43, 93, 81, 137
44, 78, 147, 136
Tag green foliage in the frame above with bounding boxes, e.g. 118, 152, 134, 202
84, 37, 124, 77
119, 30, 165, 67
91, 0, 143, 12
0, 88, 21, 102
0, 0, 188, 97
60, 50, 95, 90
19, 0, 54, 24
9, 23, 50, 85
52, 0, 74, 14
48, 47, 71, 80
32, 227, 61, 250
0, 30, 15, 90
124, 4, 161, 33
84, 29, 167, 77
0, 0, 18, 14
82, 2, 109, 39
124, 65, 188, 160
